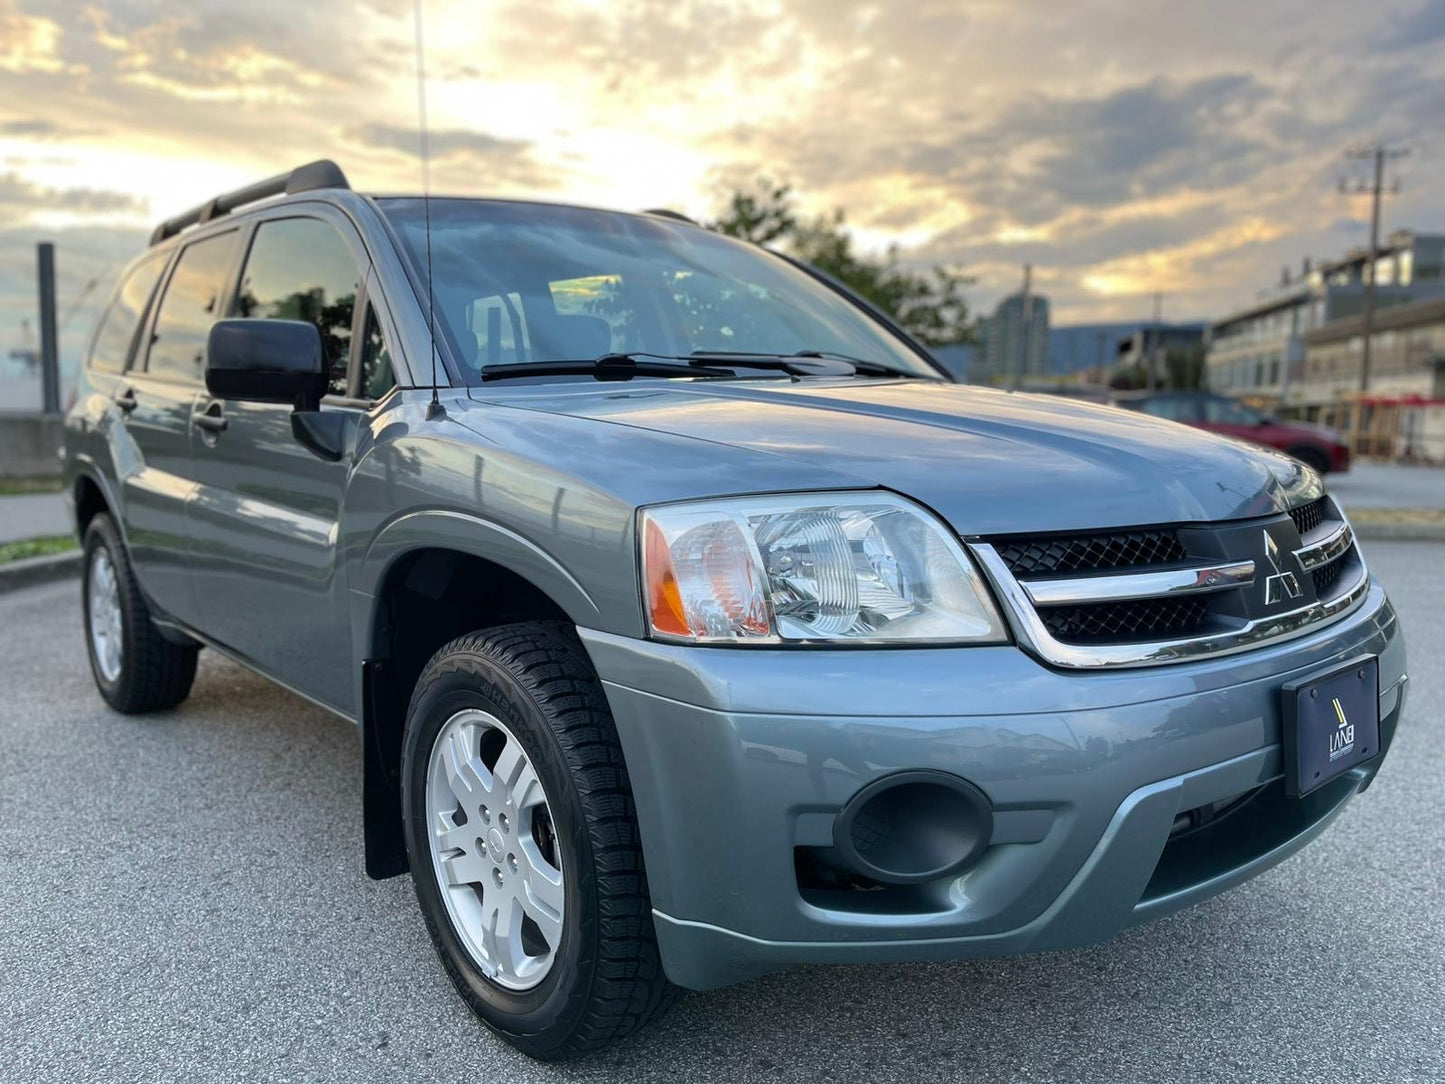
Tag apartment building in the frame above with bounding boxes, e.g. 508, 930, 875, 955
1205, 231, 1445, 406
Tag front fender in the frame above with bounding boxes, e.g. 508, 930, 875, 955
353, 508, 606, 629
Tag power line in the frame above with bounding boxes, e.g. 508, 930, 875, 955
58, 276, 102, 332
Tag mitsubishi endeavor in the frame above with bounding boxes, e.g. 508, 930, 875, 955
63, 161, 1407, 1060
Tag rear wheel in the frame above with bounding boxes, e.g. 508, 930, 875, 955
1288, 445, 1331, 475
400, 622, 677, 1060
82, 513, 198, 713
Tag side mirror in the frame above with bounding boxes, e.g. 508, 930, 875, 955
206, 319, 327, 409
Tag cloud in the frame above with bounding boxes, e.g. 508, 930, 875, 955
1378, 0, 1445, 50
0, 2, 74, 75
0, 0, 1441, 328
345, 123, 558, 188
0, 117, 75, 138
0, 171, 147, 216
1001, 76, 1271, 214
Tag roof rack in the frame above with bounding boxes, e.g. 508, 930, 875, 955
148, 159, 350, 246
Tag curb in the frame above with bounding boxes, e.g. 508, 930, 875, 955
0, 550, 81, 593
1352, 522, 1445, 543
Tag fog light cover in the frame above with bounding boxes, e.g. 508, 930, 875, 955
833, 771, 994, 884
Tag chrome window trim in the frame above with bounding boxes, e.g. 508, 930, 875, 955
971, 543, 1371, 669
1020, 560, 1256, 607
1294, 521, 1353, 571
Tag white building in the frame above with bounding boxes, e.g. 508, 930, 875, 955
1206, 231, 1445, 407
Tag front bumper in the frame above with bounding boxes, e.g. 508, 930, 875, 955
581, 579, 1405, 991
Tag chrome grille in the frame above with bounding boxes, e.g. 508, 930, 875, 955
994, 529, 1186, 576
1041, 596, 1210, 644
1289, 496, 1327, 537
971, 494, 1370, 668
1312, 557, 1347, 598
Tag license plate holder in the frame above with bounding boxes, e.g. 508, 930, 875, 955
1281, 655, 1380, 798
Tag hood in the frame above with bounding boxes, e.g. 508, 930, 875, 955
478, 379, 1320, 536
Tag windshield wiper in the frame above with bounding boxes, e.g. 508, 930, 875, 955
480, 355, 737, 383
787, 350, 922, 377
692, 350, 918, 378
478, 350, 918, 384
685, 351, 857, 376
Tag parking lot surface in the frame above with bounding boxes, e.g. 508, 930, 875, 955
2, 542, 1441, 1083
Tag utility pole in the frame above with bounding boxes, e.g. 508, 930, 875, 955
1010, 263, 1032, 392
1340, 144, 1407, 451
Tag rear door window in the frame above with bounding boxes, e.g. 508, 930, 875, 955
89, 250, 169, 373
145, 230, 241, 383
235, 217, 361, 397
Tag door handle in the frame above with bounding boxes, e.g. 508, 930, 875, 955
192, 401, 228, 434
113, 386, 137, 414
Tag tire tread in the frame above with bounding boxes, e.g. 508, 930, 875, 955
406, 621, 678, 1059
84, 514, 197, 714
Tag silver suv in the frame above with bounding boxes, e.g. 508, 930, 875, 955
63, 161, 1407, 1060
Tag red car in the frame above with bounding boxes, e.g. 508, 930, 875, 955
1122, 392, 1350, 474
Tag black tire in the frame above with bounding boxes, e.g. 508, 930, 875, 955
400, 622, 678, 1060
81, 514, 199, 714
1288, 445, 1331, 476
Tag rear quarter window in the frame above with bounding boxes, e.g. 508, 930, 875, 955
87, 250, 169, 373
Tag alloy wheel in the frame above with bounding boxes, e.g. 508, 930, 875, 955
425, 709, 565, 991
88, 547, 123, 683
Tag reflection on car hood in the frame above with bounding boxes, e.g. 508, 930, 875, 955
482, 379, 1320, 535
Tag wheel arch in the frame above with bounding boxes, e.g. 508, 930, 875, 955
356, 517, 608, 879
71, 466, 120, 542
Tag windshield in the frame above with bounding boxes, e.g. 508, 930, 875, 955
377, 198, 938, 381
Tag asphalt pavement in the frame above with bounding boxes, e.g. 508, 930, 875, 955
1327, 462, 1444, 511
1, 543, 1442, 1084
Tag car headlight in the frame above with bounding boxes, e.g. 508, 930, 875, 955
640, 492, 1008, 644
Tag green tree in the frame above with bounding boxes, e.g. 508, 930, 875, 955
707, 178, 974, 348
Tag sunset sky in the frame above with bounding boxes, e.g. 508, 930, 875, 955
2, 0, 1443, 373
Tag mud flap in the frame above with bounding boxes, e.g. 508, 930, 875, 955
362, 658, 408, 879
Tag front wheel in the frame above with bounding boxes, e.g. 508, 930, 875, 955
400, 622, 677, 1060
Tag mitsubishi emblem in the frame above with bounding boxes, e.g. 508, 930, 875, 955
1262, 530, 1303, 606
